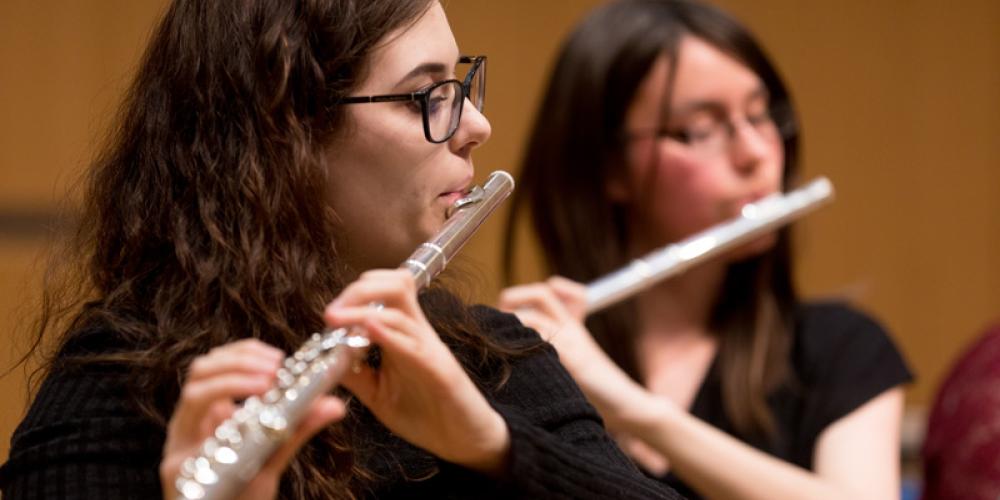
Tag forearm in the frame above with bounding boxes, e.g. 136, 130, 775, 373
632, 399, 877, 500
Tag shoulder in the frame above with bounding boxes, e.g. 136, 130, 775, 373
793, 301, 907, 373
468, 304, 547, 349
790, 301, 912, 434
17, 326, 150, 431
796, 301, 889, 342
0, 328, 163, 495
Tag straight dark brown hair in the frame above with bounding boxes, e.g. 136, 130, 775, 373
503, 0, 801, 441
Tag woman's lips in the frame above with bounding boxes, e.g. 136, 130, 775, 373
438, 190, 467, 206
439, 176, 474, 205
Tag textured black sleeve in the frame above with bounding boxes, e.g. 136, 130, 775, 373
0, 366, 164, 499
470, 306, 684, 500
798, 302, 914, 443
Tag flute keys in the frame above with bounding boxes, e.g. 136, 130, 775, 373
321, 333, 339, 350
263, 388, 282, 404
193, 465, 219, 485
201, 438, 219, 458
180, 457, 198, 477
201, 436, 239, 464
294, 346, 320, 362
177, 478, 206, 499
343, 335, 371, 348
276, 368, 295, 388
310, 360, 328, 374
214, 446, 238, 465
286, 360, 308, 375
258, 406, 288, 433
215, 421, 243, 446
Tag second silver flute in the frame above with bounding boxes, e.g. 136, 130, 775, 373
586, 177, 834, 314
175, 170, 515, 500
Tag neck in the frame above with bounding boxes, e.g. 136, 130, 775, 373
633, 256, 728, 339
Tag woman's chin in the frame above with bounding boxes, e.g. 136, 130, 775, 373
728, 232, 778, 262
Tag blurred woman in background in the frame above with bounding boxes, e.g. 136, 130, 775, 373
0, 1, 682, 498
501, 0, 912, 498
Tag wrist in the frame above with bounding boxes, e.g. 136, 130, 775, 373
582, 366, 655, 432
454, 409, 511, 477
628, 394, 681, 443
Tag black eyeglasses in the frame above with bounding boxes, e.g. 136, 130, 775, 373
338, 56, 487, 143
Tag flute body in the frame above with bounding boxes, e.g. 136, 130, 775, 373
586, 177, 834, 314
175, 171, 515, 500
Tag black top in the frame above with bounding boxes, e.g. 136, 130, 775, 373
662, 302, 913, 498
0, 306, 682, 499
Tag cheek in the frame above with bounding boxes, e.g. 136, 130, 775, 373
652, 152, 727, 226
624, 143, 703, 203
768, 137, 786, 187
620, 147, 722, 244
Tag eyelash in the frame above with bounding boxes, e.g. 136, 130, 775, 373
404, 81, 447, 115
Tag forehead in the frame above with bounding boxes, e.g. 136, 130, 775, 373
626, 36, 763, 127
361, 2, 459, 90
670, 36, 762, 103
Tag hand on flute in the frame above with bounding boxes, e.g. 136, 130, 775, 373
498, 277, 664, 433
161, 339, 346, 500
498, 277, 597, 374
325, 269, 511, 476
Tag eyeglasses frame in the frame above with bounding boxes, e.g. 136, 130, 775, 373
620, 101, 796, 152
338, 56, 487, 144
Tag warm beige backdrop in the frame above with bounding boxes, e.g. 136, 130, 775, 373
1, 0, 997, 464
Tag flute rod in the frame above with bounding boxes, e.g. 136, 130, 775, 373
176, 171, 515, 500
585, 177, 833, 314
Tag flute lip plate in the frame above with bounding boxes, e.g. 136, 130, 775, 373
450, 185, 484, 212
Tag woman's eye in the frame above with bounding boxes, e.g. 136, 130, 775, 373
745, 98, 772, 125
675, 113, 719, 142
681, 121, 719, 143
427, 95, 449, 116
683, 129, 714, 144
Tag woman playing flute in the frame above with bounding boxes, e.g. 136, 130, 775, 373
0, 1, 683, 498
500, 1, 912, 498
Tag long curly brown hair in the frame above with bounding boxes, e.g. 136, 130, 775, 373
23, 0, 512, 497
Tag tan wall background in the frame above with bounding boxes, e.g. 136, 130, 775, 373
1, 0, 997, 464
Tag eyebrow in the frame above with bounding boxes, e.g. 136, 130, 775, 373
394, 61, 451, 88
671, 86, 769, 116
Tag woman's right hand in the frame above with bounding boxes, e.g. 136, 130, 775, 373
324, 269, 511, 476
160, 339, 346, 500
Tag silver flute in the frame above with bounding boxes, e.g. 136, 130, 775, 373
586, 177, 834, 314
175, 170, 515, 500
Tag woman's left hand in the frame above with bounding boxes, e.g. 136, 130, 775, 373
498, 277, 600, 374
324, 269, 510, 475
498, 277, 656, 431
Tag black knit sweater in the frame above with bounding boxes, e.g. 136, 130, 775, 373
0, 306, 683, 499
